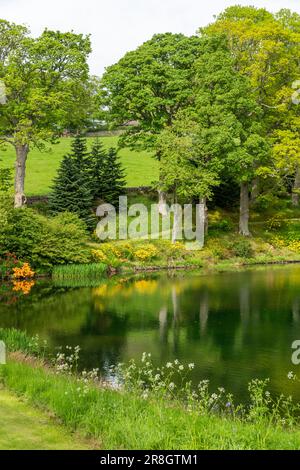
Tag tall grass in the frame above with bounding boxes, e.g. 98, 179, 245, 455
0, 328, 41, 355
52, 263, 107, 283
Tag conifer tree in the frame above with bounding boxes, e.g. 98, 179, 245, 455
88, 139, 109, 200
49, 137, 95, 229
104, 147, 126, 206
71, 134, 90, 168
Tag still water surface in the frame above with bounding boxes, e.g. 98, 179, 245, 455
1, 265, 300, 401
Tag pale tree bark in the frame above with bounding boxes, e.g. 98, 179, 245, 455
158, 189, 168, 216
292, 165, 300, 207
14, 144, 29, 208
251, 177, 259, 204
239, 182, 251, 236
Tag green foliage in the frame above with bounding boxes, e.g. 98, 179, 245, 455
210, 219, 233, 233
202, 5, 300, 201
0, 253, 20, 279
229, 239, 254, 259
0, 20, 93, 205
0, 328, 42, 356
49, 135, 95, 229
88, 138, 109, 200
104, 147, 126, 205
0, 23, 92, 143
0, 167, 11, 192
49, 136, 126, 228
100, 33, 203, 152
88, 140, 126, 205
0, 201, 90, 268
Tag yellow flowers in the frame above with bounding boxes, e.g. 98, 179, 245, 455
271, 237, 300, 253
287, 241, 300, 253
12, 262, 35, 280
92, 249, 108, 263
271, 236, 286, 248
92, 241, 160, 264
134, 245, 158, 261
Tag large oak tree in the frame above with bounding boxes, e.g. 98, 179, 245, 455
0, 19, 92, 207
100, 33, 203, 212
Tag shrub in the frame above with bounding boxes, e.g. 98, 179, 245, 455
229, 239, 254, 259
210, 219, 233, 232
265, 216, 287, 231
134, 244, 158, 261
209, 211, 233, 233
287, 241, 300, 253
0, 204, 90, 269
0, 253, 20, 279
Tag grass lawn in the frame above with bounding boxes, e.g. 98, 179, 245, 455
0, 137, 159, 196
0, 388, 91, 450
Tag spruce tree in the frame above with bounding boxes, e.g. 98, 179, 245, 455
49, 137, 95, 230
71, 134, 90, 168
89, 139, 109, 200
104, 147, 126, 206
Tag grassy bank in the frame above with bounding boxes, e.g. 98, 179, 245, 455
1, 359, 300, 450
0, 137, 158, 195
1, 329, 300, 450
0, 388, 90, 450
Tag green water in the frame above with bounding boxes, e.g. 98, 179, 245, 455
1, 265, 300, 401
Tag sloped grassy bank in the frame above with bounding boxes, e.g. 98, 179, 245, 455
1, 329, 300, 450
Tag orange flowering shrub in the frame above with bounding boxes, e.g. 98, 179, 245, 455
12, 262, 35, 280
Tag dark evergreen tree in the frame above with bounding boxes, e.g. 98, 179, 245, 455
104, 147, 126, 205
88, 139, 109, 200
71, 134, 90, 168
49, 142, 95, 230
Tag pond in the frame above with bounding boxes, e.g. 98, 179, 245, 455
1, 265, 300, 402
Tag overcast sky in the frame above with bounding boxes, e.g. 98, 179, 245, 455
1, 0, 300, 76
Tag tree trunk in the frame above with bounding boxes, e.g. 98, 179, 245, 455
158, 189, 168, 216
239, 182, 250, 236
198, 197, 206, 248
292, 165, 300, 207
14, 144, 29, 208
251, 177, 259, 204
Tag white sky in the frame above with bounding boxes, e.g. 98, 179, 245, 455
1, 0, 300, 76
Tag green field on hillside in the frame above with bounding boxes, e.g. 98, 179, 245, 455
0, 137, 158, 196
